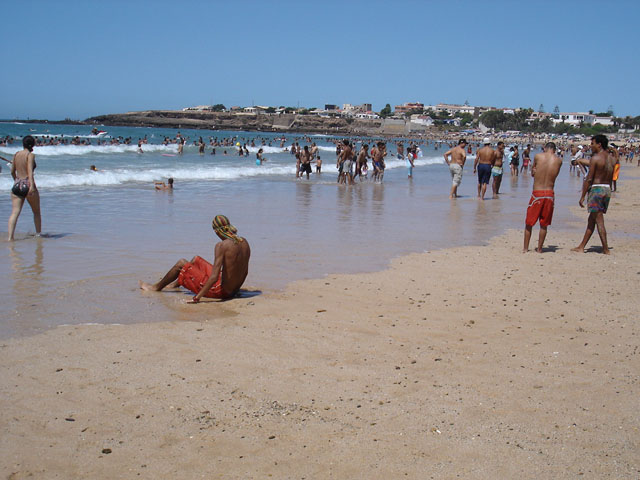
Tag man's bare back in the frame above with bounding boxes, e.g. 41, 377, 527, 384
139, 215, 251, 302
475, 146, 495, 166
215, 238, 251, 294
444, 144, 467, 166
522, 142, 562, 253
531, 150, 563, 190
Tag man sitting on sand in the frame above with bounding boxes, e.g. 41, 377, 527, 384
523, 142, 562, 253
139, 215, 251, 302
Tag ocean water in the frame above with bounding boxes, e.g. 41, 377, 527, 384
0, 123, 583, 338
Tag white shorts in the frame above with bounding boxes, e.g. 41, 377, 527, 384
449, 163, 463, 186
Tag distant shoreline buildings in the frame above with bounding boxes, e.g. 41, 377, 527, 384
180, 101, 637, 132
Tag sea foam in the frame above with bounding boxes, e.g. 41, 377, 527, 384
0, 143, 177, 157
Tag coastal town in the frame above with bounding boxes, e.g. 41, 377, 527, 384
183, 101, 632, 131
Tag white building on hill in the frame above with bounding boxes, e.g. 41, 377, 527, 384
553, 112, 595, 126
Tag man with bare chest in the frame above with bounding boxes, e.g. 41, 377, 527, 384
474, 138, 494, 200
523, 142, 563, 253
443, 139, 467, 198
491, 141, 505, 198
572, 134, 615, 254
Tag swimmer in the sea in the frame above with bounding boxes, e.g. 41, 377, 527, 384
256, 148, 267, 165
155, 177, 174, 190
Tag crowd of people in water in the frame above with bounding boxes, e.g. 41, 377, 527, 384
3, 130, 639, 194
3, 127, 637, 263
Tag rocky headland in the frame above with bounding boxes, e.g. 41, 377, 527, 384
84, 110, 419, 136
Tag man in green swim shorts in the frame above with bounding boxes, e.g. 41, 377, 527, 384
572, 134, 615, 255
491, 141, 505, 198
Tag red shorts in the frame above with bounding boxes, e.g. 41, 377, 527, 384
525, 190, 554, 227
177, 256, 229, 298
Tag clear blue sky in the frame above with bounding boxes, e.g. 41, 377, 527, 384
2, 0, 639, 119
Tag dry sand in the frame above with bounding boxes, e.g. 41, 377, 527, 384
1, 167, 639, 479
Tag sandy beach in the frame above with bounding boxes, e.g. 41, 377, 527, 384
1, 167, 639, 479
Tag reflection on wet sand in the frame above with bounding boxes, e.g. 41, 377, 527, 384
371, 183, 385, 218
294, 181, 313, 229
446, 200, 464, 241
8, 238, 44, 333
0, 157, 585, 338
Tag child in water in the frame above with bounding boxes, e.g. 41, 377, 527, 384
256, 148, 267, 165
155, 177, 174, 190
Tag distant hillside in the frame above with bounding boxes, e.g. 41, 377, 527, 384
84, 110, 422, 136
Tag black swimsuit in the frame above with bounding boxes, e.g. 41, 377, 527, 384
11, 153, 36, 198
12, 178, 30, 197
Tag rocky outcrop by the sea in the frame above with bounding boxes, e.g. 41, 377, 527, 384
84, 110, 424, 136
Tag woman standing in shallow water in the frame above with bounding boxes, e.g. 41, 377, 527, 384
8, 135, 41, 241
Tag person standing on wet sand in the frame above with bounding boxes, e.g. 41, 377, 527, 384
523, 142, 562, 253
510, 145, 520, 176
300, 145, 313, 179
337, 140, 354, 185
406, 145, 415, 178
491, 141, 505, 199
610, 144, 620, 191
572, 134, 615, 255
8, 135, 41, 241
356, 143, 369, 180
443, 139, 468, 198
371, 141, 386, 183
521, 144, 531, 174
397, 142, 411, 178
474, 138, 494, 200
139, 215, 251, 302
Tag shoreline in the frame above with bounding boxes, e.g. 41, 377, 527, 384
1, 169, 638, 478
0, 152, 600, 339
4, 115, 639, 144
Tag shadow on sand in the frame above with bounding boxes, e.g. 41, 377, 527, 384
5, 232, 72, 241
584, 245, 611, 254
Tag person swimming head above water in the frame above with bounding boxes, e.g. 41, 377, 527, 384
154, 177, 173, 190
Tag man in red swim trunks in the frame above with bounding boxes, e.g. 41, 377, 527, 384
139, 215, 251, 302
523, 142, 563, 253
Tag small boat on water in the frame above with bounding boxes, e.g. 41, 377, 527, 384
91, 127, 108, 137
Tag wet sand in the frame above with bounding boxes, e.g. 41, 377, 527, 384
1, 158, 584, 338
0, 166, 638, 478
